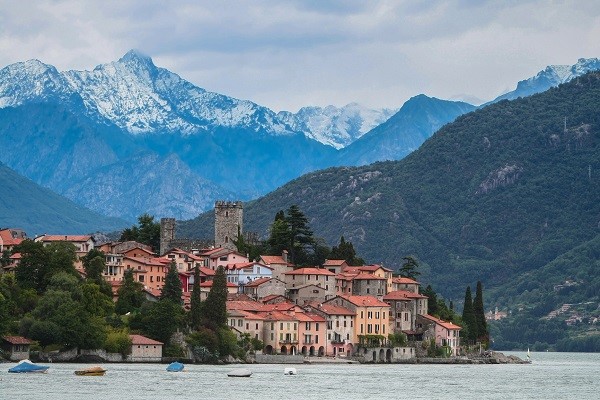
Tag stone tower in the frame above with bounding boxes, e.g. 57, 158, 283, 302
160, 217, 176, 256
214, 201, 243, 250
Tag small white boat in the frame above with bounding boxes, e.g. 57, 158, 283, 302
227, 368, 252, 377
284, 367, 297, 375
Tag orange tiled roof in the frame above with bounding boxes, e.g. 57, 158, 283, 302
260, 255, 290, 265
0, 229, 25, 246
227, 300, 266, 312
323, 259, 347, 266
392, 277, 421, 285
306, 302, 355, 316
37, 234, 92, 242
284, 267, 335, 276
422, 314, 462, 330
129, 334, 163, 345
383, 290, 428, 301
352, 273, 386, 280
340, 295, 390, 307
244, 277, 272, 287
226, 262, 273, 271
2, 335, 32, 345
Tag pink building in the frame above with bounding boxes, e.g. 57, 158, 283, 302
417, 314, 462, 356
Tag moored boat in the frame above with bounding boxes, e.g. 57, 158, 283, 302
227, 368, 252, 377
166, 361, 185, 372
74, 366, 106, 376
8, 359, 49, 373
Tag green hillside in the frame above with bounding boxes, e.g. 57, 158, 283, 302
178, 73, 600, 349
0, 162, 128, 235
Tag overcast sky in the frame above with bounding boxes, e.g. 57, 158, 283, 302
1, 0, 599, 112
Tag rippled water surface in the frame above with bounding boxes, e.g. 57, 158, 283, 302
2, 352, 599, 399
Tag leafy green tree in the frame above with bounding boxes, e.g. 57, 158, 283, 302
45, 242, 78, 281
14, 239, 49, 293
203, 266, 228, 328
330, 236, 364, 266
104, 329, 132, 356
161, 261, 182, 304
473, 281, 489, 344
81, 249, 111, 297
139, 300, 183, 344
119, 213, 161, 252
0, 292, 10, 335
462, 286, 477, 343
398, 256, 421, 280
1, 249, 11, 268
189, 266, 202, 330
80, 282, 114, 317
115, 269, 145, 315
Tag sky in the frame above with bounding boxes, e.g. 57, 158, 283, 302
1, 0, 599, 112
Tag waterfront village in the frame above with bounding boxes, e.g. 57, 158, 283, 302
0, 201, 510, 365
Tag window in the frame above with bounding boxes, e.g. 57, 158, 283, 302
139, 275, 144, 282
271, 333, 274, 340
336, 320, 339, 328
367, 324, 372, 333
306, 322, 311, 330
294, 323, 297, 330
375, 312, 379, 319
360, 311, 364, 318
256, 323, 259, 329
280, 323, 284, 330
315, 335, 319, 344
271, 322, 274, 330
343, 321, 347, 328
404, 313, 409, 322
246, 323, 249, 329
316, 323, 319, 331
368, 311, 372, 319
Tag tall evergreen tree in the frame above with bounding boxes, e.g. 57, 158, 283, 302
473, 281, 489, 344
203, 266, 228, 328
115, 269, 145, 315
330, 236, 364, 266
462, 286, 477, 343
161, 261, 183, 304
267, 218, 290, 256
285, 205, 315, 265
189, 266, 202, 330
119, 213, 161, 252
421, 285, 439, 316
398, 256, 421, 280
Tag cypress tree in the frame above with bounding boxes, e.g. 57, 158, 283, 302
473, 281, 489, 344
161, 260, 182, 304
462, 286, 477, 343
189, 265, 202, 330
203, 266, 228, 327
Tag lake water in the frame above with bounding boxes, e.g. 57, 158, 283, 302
2, 352, 599, 399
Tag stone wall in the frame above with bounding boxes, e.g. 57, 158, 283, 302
254, 354, 305, 364
353, 346, 416, 363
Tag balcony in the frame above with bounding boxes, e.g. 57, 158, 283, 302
303, 340, 314, 345
331, 339, 345, 344
279, 340, 299, 345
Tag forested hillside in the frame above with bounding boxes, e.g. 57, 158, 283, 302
179, 73, 600, 348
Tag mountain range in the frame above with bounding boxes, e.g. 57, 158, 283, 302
0, 52, 599, 226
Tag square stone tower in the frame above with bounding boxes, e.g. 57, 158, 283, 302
159, 218, 176, 256
214, 201, 243, 250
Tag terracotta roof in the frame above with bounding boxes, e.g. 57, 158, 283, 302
323, 259, 347, 266
228, 309, 266, 320
259, 310, 299, 321
227, 300, 266, 312
261, 294, 287, 303
129, 334, 163, 345
352, 273, 386, 280
305, 302, 355, 316
0, 229, 25, 246
37, 234, 92, 242
422, 314, 462, 330
262, 302, 298, 312
392, 277, 421, 285
284, 267, 335, 276
260, 255, 290, 265
343, 264, 392, 274
340, 295, 390, 307
226, 262, 273, 271
124, 256, 165, 267
2, 335, 32, 345
244, 277, 272, 287
200, 280, 237, 288
383, 290, 428, 301
10, 253, 22, 259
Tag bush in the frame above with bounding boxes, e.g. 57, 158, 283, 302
104, 330, 132, 356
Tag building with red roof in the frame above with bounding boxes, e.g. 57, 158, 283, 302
284, 267, 336, 299
128, 334, 163, 362
383, 290, 429, 332
0, 228, 26, 253
242, 277, 286, 300
324, 295, 390, 347
1, 335, 32, 361
417, 314, 462, 356
303, 302, 356, 357
259, 250, 294, 280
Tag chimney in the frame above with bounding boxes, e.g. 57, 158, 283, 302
282, 250, 288, 263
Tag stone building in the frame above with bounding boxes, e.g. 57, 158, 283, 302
214, 200, 243, 250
